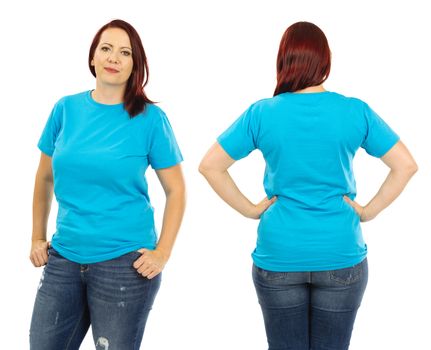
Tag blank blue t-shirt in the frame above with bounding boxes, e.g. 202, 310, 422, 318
217, 91, 399, 272
38, 91, 183, 263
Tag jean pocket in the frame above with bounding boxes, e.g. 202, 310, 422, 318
329, 260, 364, 285
253, 264, 289, 281
116, 250, 142, 261
132, 250, 143, 258
47, 246, 58, 256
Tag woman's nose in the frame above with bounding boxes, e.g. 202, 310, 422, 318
107, 53, 119, 64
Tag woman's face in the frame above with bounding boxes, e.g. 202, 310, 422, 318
91, 28, 133, 88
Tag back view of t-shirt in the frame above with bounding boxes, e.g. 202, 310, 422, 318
217, 91, 399, 272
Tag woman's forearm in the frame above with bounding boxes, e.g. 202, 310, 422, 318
156, 188, 186, 258
200, 169, 255, 218
199, 143, 276, 219
364, 167, 417, 220
32, 175, 54, 242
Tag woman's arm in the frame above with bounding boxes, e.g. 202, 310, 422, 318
133, 164, 186, 279
30, 153, 54, 267
344, 140, 418, 222
198, 142, 276, 219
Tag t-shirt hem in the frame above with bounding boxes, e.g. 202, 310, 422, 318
37, 143, 54, 157
373, 135, 400, 158
151, 157, 183, 170
51, 241, 157, 264
251, 254, 367, 272
216, 137, 240, 160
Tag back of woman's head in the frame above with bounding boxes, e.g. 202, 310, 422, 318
88, 19, 153, 117
274, 21, 331, 96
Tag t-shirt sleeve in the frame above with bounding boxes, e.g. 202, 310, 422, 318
217, 104, 258, 160
37, 101, 63, 157
361, 103, 400, 158
148, 111, 183, 170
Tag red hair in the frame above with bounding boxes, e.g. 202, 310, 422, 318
274, 22, 331, 96
88, 19, 153, 117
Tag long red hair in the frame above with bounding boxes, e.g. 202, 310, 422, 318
89, 19, 153, 117
274, 22, 331, 96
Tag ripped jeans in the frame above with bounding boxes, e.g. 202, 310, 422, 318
29, 247, 161, 350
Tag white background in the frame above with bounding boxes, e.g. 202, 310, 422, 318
1, 0, 430, 348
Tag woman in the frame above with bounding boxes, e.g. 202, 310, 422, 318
199, 21, 417, 349
30, 19, 185, 349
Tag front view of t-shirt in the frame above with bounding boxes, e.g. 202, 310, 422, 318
218, 91, 399, 272
38, 91, 183, 263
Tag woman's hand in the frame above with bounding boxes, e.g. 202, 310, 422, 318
30, 239, 50, 267
343, 196, 374, 222
133, 248, 169, 279
246, 196, 277, 219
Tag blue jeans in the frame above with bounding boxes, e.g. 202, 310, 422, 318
30, 247, 161, 350
252, 258, 368, 350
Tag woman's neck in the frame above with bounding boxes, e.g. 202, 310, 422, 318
92, 83, 126, 105
294, 85, 326, 94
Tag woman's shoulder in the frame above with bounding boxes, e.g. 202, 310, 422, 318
328, 91, 368, 108
248, 92, 372, 121
136, 103, 172, 127
249, 91, 366, 107
52, 91, 89, 108
242, 96, 279, 116
142, 102, 165, 115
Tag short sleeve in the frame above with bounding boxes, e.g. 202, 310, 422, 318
217, 104, 258, 160
361, 103, 400, 158
148, 111, 183, 169
37, 101, 63, 157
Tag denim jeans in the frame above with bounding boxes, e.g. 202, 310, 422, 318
252, 258, 368, 350
30, 247, 161, 350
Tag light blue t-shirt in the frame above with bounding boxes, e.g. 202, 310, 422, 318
217, 91, 399, 272
37, 91, 183, 263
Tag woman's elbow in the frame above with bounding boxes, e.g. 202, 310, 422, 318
198, 160, 224, 180
405, 153, 419, 175
198, 159, 211, 177
407, 161, 419, 175
397, 160, 419, 177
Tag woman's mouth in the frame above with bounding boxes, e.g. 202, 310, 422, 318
104, 67, 119, 73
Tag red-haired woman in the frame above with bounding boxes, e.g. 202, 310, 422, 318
199, 21, 417, 349
29, 19, 185, 349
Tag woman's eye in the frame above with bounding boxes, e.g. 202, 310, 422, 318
101, 46, 110, 52
121, 51, 131, 56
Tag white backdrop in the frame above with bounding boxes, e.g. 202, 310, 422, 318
1, 0, 430, 348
